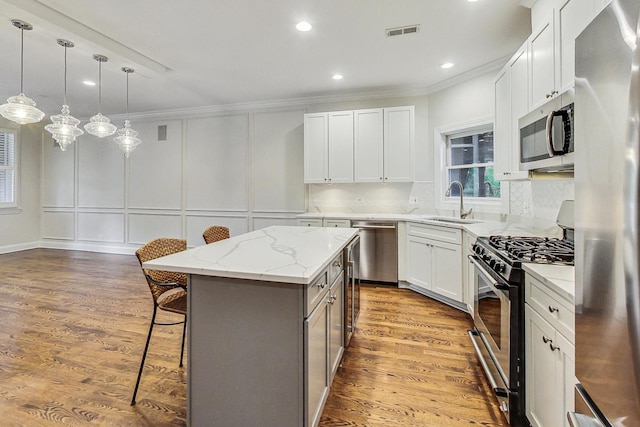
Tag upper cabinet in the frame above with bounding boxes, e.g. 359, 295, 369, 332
494, 46, 530, 180
305, 106, 414, 184
529, 0, 604, 109
304, 111, 354, 183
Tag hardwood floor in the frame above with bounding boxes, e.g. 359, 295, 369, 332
0, 249, 507, 426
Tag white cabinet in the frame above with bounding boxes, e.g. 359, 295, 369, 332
323, 218, 351, 228
529, 15, 557, 109
462, 231, 476, 316
525, 273, 575, 427
354, 106, 414, 183
298, 218, 323, 227
406, 223, 464, 307
528, 0, 606, 109
303, 111, 354, 183
354, 109, 384, 182
304, 113, 328, 183
384, 106, 415, 182
494, 46, 529, 181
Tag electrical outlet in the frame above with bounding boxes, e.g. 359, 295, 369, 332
409, 196, 418, 204
523, 201, 530, 215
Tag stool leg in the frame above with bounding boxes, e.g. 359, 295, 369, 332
179, 315, 187, 368
131, 305, 157, 405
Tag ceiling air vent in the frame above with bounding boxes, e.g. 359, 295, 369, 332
386, 25, 420, 38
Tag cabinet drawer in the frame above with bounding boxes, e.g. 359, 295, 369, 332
408, 223, 462, 244
526, 274, 575, 342
306, 271, 330, 317
323, 219, 351, 228
298, 219, 323, 227
328, 253, 343, 285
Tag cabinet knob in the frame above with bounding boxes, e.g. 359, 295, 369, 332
548, 305, 559, 314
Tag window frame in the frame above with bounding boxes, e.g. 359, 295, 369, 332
434, 116, 508, 215
0, 127, 20, 211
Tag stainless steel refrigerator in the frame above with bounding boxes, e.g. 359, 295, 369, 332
572, 0, 640, 425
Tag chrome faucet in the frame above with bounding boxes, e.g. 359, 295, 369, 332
445, 180, 473, 219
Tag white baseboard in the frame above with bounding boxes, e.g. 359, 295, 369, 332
0, 241, 40, 254
39, 240, 138, 255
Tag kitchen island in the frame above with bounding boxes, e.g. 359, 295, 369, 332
142, 225, 359, 427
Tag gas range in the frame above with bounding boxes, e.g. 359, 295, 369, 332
473, 235, 575, 283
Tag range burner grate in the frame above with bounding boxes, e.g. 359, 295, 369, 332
487, 236, 574, 265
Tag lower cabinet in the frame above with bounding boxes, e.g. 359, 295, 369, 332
525, 273, 575, 427
305, 264, 345, 427
406, 224, 463, 305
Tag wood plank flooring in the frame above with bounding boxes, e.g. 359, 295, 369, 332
0, 249, 507, 426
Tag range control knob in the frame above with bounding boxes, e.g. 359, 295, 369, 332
494, 261, 504, 273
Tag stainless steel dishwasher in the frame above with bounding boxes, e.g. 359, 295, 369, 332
350, 220, 398, 284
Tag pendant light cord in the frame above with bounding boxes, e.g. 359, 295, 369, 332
98, 60, 102, 113
20, 27, 24, 94
126, 72, 130, 117
63, 45, 68, 106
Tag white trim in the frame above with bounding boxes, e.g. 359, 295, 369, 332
0, 241, 39, 254
40, 239, 137, 255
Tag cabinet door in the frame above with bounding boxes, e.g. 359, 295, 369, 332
556, 331, 576, 427
354, 109, 384, 182
431, 240, 463, 302
407, 236, 433, 291
328, 275, 344, 381
305, 297, 329, 427
529, 16, 557, 109
493, 66, 512, 180
526, 305, 561, 427
304, 113, 328, 183
328, 111, 354, 183
510, 45, 529, 176
556, 0, 596, 92
383, 106, 414, 182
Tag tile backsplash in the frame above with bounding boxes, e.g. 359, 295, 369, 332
307, 178, 574, 222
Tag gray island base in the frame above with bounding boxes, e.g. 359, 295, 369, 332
141, 226, 359, 427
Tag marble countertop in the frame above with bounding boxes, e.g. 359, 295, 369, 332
297, 212, 562, 238
523, 263, 575, 302
142, 225, 359, 285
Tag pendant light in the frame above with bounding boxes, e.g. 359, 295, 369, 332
84, 54, 117, 138
113, 67, 142, 158
45, 39, 84, 151
0, 19, 45, 125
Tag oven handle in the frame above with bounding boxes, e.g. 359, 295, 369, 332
467, 329, 509, 398
468, 255, 510, 291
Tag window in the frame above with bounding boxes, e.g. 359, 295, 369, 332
0, 129, 17, 207
445, 126, 500, 199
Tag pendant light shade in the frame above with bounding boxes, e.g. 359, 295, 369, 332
0, 20, 45, 125
113, 67, 142, 158
45, 39, 84, 151
84, 54, 116, 138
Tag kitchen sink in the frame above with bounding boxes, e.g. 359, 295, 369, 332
419, 216, 481, 224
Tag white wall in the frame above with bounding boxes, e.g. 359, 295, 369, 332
39, 109, 305, 252
0, 118, 41, 252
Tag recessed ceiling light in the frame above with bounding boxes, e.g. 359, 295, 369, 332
83, 80, 96, 86
467, 0, 479, 2
296, 21, 312, 32
441, 62, 454, 69
332, 74, 343, 80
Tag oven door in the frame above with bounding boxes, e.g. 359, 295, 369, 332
468, 255, 512, 419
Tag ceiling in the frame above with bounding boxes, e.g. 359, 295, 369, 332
0, 0, 531, 120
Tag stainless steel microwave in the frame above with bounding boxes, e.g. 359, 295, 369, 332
519, 93, 574, 171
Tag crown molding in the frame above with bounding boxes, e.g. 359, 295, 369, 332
107, 55, 510, 122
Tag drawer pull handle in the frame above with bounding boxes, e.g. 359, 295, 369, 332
542, 335, 552, 344
333, 261, 341, 267
550, 343, 560, 351
317, 282, 327, 289
548, 305, 559, 313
